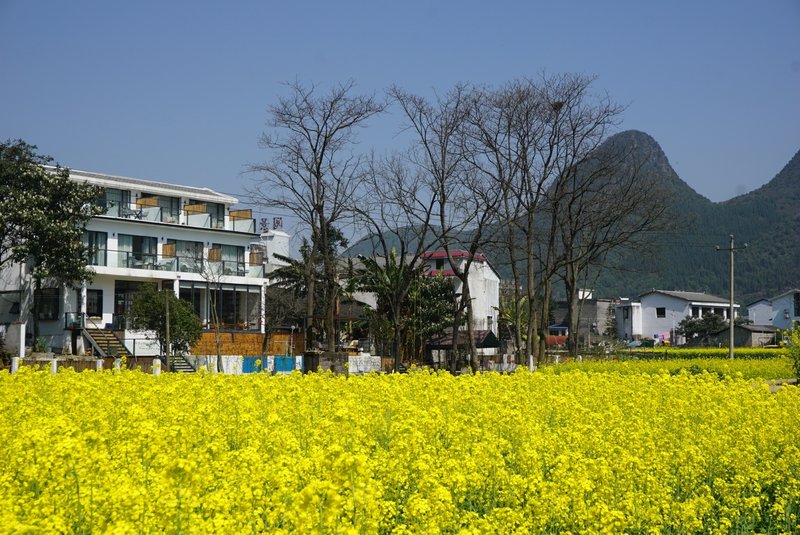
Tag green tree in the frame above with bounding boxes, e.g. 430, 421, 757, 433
267, 233, 345, 351
0, 139, 103, 339
676, 313, 728, 345
128, 284, 202, 369
781, 322, 800, 379
349, 252, 454, 365
349, 249, 424, 368
405, 274, 455, 362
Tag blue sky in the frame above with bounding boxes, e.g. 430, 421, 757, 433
1, 0, 799, 233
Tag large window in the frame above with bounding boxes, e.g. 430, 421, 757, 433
165, 239, 204, 272
117, 234, 157, 268
34, 288, 60, 321
113, 281, 146, 329
178, 281, 260, 331
99, 188, 131, 217
140, 193, 180, 223
794, 292, 800, 317
187, 200, 224, 229
211, 243, 245, 276
179, 281, 206, 319
83, 231, 107, 266
209, 283, 261, 331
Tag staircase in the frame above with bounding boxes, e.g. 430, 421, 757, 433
167, 354, 197, 373
83, 328, 130, 358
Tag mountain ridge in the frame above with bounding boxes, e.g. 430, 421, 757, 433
589, 130, 799, 303
346, 131, 799, 304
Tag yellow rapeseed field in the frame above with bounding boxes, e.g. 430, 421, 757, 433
0, 366, 798, 534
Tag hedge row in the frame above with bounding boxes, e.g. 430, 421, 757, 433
615, 347, 786, 360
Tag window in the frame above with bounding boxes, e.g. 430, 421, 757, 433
794, 292, 800, 317
166, 239, 204, 272
212, 243, 245, 276
206, 283, 261, 331
435, 259, 444, 270
99, 188, 130, 217
209, 202, 225, 229
140, 193, 180, 223
117, 234, 157, 268
87, 289, 103, 317
35, 288, 60, 321
656, 307, 666, 318
187, 200, 225, 228
83, 231, 107, 266
623, 308, 629, 320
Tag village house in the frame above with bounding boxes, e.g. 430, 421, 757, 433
769, 288, 800, 331
615, 290, 739, 345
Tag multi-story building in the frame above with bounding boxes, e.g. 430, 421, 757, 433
1, 168, 267, 361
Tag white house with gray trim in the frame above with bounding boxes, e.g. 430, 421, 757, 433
615, 290, 739, 345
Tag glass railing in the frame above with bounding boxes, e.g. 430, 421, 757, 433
86, 250, 260, 277
100, 203, 256, 233
206, 260, 247, 277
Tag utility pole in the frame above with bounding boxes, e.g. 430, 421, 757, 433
716, 235, 747, 359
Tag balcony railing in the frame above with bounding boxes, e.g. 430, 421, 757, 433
98, 201, 256, 232
85, 249, 262, 277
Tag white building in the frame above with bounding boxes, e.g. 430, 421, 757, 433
615, 290, 738, 344
421, 250, 500, 334
746, 298, 775, 326
0, 168, 268, 360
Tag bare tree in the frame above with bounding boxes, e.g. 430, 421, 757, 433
461, 79, 555, 368
390, 85, 504, 372
249, 80, 386, 355
555, 135, 671, 356
460, 74, 661, 365
198, 257, 225, 373
350, 155, 437, 371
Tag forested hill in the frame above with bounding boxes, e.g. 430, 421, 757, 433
590, 131, 800, 304
345, 131, 799, 305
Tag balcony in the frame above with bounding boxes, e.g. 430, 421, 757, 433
85, 249, 263, 278
100, 197, 256, 233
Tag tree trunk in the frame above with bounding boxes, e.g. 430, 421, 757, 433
209, 289, 223, 373
462, 279, 479, 372
32, 275, 41, 345
564, 265, 581, 357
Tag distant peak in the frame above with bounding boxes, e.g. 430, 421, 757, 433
601, 129, 672, 172
605, 129, 664, 155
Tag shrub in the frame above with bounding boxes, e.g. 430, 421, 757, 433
782, 323, 800, 378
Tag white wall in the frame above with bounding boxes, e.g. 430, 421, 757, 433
467, 261, 500, 332
772, 291, 800, 330
640, 293, 690, 342
615, 303, 642, 340
748, 301, 775, 325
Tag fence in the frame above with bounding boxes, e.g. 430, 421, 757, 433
0, 356, 159, 373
